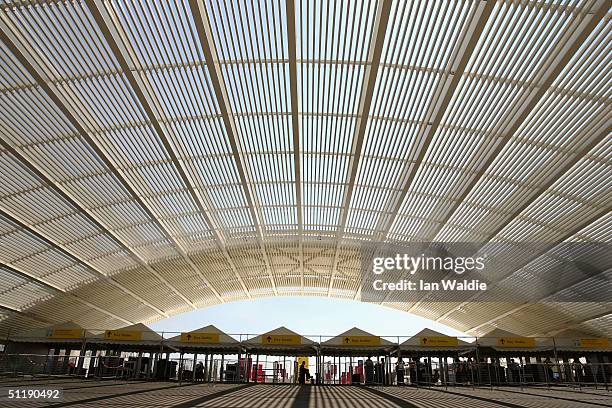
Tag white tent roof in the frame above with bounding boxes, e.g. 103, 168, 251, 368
478, 328, 551, 351
400, 328, 473, 350
89, 323, 162, 345
553, 330, 611, 352
167, 324, 237, 343
165, 324, 238, 349
321, 327, 394, 347
245, 326, 313, 345
9, 321, 88, 343
478, 328, 523, 347
243, 326, 316, 355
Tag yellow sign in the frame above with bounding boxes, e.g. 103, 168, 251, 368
104, 330, 142, 341
341, 336, 380, 346
262, 334, 301, 345
180, 332, 220, 344
496, 337, 535, 348
577, 338, 610, 349
419, 336, 458, 347
49, 328, 84, 339
297, 356, 309, 368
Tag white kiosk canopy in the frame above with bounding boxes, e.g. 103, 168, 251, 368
244, 326, 315, 355
400, 328, 473, 352
89, 323, 163, 347
321, 327, 394, 356
478, 328, 549, 352
553, 330, 612, 353
9, 321, 88, 344
166, 325, 239, 351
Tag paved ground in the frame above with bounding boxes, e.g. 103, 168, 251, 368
0, 378, 610, 407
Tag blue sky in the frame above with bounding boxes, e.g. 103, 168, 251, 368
149, 296, 467, 341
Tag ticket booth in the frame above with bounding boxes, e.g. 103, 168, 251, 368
398, 328, 475, 386
476, 328, 553, 385
164, 325, 241, 383
319, 327, 395, 385
243, 327, 317, 384
553, 330, 611, 386
5, 321, 90, 377
86, 323, 165, 380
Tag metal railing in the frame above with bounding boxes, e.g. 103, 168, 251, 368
401, 361, 611, 391
0, 352, 610, 391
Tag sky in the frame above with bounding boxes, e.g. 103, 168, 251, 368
149, 296, 468, 342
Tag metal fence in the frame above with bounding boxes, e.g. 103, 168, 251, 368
392, 361, 612, 391
0, 352, 610, 391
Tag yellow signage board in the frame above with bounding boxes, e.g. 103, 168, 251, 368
262, 334, 301, 345
419, 336, 458, 347
49, 328, 84, 339
577, 338, 610, 349
180, 332, 220, 344
297, 356, 309, 368
496, 337, 535, 348
104, 330, 142, 341
341, 336, 380, 346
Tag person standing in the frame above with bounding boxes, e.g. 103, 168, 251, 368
396, 358, 405, 385
380, 358, 387, 385
364, 356, 374, 384
298, 361, 310, 385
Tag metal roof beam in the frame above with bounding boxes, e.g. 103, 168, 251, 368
373, 0, 495, 242
421, 0, 610, 243
328, 0, 393, 296
0, 139, 201, 312
463, 261, 611, 334
0, 263, 134, 325
0, 303, 55, 326
539, 311, 612, 337
188, 0, 276, 295
0, 13, 205, 310
286, 0, 304, 292
84, 0, 241, 303
433, 208, 609, 324
0, 209, 169, 319
399, 0, 609, 314
349, 1, 494, 302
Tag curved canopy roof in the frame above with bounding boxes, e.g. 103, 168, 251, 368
0, 1, 610, 339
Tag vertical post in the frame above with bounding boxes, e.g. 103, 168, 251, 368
255, 354, 259, 383
88, 350, 96, 379
178, 352, 183, 385
237, 347, 242, 383
220, 353, 225, 383
146, 352, 152, 381
519, 361, 525, 391
333, 355, 336, 384
493, 357, 499, 389
203, 352, 209, 382
444, 356, 448, 390
76, 336, 86, 375
192, 353, 198, 382
415, 357, 420, 388
209, 353, 215, 383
